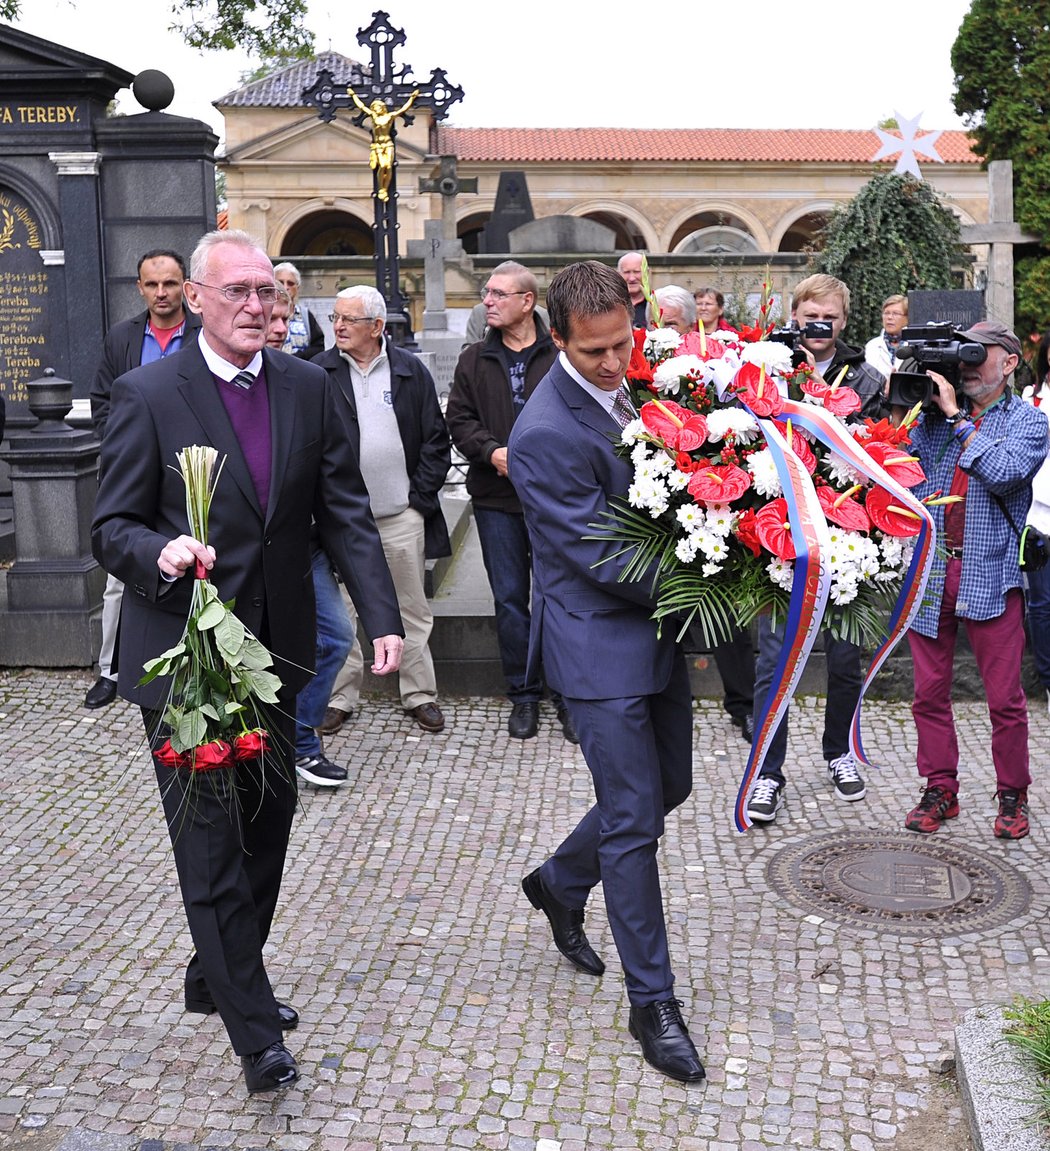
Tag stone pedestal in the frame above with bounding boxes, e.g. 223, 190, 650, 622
0, 372, 105, 666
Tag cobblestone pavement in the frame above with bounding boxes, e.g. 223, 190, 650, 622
3, 668, 1047, 1151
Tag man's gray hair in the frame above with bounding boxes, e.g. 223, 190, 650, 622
189, 229, 267, 283
648, 285, 696, 328
336, 284, 387, 322
273, 261, 302, 285
489, 260, 538, 299
616, 251, 645, 272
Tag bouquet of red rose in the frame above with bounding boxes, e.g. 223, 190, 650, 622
139, 445, 283, 775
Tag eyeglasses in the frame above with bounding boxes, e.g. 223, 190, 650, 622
329, 313, 377, 325
193, 282, 280, 304
480, 288, 528, 302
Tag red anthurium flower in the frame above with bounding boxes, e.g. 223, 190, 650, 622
677, 330, 726, 361
733, 362, 784, 419
772, 421, 817, 474
865, 486, 923, 537
734, 508, 763, 557
799, 376, 831, 403
754, 498, 796, 560
863, 441, 926, 488
190, 739, 235, 772
233, 729, 271, 761
153, 738, 189, 769
822, 386, 862, 418
640, 400, 708, 451
817, 484, 872, 531
687, 463, 752, 504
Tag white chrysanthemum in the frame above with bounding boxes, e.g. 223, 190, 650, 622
747, 449, 783, 498
702, 561, 724, 577
628, 475, 670, 517
667, 468, 691, 491
620, 418, 647, 444
824, 452, 864, 487
704, 506, 734, 536
675, 536, 699, 563
741, 340, 794, 375
767, 557, 794, 591
706, 407, 760, 444
698, 532, 730, 563
676, 504, 704, 531
651, 360, 685, 396
829, 577, 860, 606
644, 328, 682, 361
631, 441, 654, 466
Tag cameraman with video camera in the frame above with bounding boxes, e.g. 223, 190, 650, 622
902, 321, 1047, 840
748, 274, 888, 824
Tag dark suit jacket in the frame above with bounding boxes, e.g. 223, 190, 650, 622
91, 341, 402, 709
507, 358, 679, 700
88, 309, 202, 439
313, 342, 452, 559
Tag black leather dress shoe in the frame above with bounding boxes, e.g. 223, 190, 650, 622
186, 997, 299, 1031
731, 712, 754, 743
628, 998, 706, 1083
521, 868, 605, 976
241, 1041, 299, 1094
555, 705, 580, 745
84, 676, 118, 709
508, 701, 539, 739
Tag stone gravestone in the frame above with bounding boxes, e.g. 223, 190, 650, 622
481, 171, 533, 254
0, 188, 51, 412
907, 290, 984, 330
509, 215, 615, 255
406, 218, 466, 394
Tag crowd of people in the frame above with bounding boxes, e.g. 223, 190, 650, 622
86, 237, 1048, 1093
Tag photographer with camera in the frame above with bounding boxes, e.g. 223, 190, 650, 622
1020, 331, 1050, 716
748, 274, 887, 824
903, 321, 1047, 840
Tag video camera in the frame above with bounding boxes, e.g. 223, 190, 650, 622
887, 323, 987, 410
767, 321, 835, 367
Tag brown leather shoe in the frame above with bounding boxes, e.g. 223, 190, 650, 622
411, 702, 445, 733
318, 706, 351, 735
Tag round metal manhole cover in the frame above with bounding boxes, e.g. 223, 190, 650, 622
766, 831, 1030, 936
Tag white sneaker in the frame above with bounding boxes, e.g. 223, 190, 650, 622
827, 753, 866, 801
747, 776, 785, 822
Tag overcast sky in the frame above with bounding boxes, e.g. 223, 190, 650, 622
13, 0, 975, 141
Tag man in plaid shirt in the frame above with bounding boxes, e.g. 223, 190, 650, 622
904, 321, 1048, 839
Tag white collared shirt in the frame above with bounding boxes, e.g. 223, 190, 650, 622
558, 350, 628, 418
197, 331, 264, 382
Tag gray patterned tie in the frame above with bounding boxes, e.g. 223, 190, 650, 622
610, 386, 636, 429
232, 370, 255, 390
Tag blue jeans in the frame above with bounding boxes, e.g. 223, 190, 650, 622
473, 505, 544, 702
1025, 563, 1050, 688
752, 615, 862, 784
294, 544, 354, 759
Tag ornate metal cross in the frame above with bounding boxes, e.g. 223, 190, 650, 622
302, 10, 464, 346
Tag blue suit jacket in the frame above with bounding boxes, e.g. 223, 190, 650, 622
507, 358, 679, 700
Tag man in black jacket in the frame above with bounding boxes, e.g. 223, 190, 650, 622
314, 285, 452, 737
447, 261, 575, 743
85, 249, 201, 710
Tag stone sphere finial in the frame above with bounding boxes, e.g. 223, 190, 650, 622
132, 70, 175, 112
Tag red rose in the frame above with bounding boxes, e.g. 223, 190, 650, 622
734, 509, 763, 558
190, 740, 235, 772
153, 738, 189, 769
754, 498, 796, 560
233, 729, 271, 761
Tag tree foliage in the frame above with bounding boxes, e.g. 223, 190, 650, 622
952, 0, 1050, 237
814, 173, 964, 346
2, 0, 314, 59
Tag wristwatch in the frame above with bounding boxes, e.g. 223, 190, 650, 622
944, 409, 967, 424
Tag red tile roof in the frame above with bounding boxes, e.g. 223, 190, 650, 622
434, 127, 980, 165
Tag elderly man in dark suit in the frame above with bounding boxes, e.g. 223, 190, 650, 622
91, 230, 403, 1095
85, 249, 201, 710
509, 261, 704, 1084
